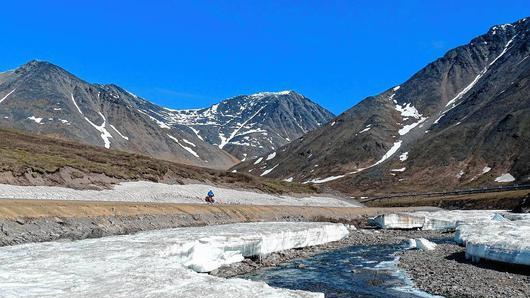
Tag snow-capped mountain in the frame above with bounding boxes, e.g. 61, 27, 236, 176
233, 17, 530, 194
0, 61, 238, 169
145, 91, 334, 161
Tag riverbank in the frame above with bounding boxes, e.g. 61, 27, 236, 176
399, 242, 530, 298
212, 229, 530, 298
0, 199, 438, 246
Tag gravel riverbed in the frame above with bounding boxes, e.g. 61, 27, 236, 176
399, 242, 530, 298
211, 228, 530, 297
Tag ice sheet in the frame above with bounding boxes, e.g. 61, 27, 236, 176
373, 210, 506, 230
0, 222, 348, 297
406, 210, 505, 231
455, 220, 530, 266
0, 181, 359, 207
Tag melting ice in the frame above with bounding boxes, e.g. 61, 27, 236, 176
0, 222, 348, 297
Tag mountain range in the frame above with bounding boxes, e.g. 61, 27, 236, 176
233, 17, 530, 195
0, 61, 332, 169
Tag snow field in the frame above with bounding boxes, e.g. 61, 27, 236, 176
0, 222, 348, 297
0, 181, 359, 207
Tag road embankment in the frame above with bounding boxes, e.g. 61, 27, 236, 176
0, 199, 438, 246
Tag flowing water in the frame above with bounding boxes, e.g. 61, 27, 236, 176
241, 243, 439, 298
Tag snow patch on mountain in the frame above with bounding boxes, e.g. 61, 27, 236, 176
399, 117, 427, 135
482, 166, 492, 174
27, 116, 43, 124
494, 173, 515, 183
359, 124, 371, 133
395, 103, 421, 119
304, 175, 346, 184
266, 151, 276, 160
399, 152, 408, 161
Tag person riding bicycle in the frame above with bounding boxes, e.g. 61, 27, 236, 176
206, 190, 215, 203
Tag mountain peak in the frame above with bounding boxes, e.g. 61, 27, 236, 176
487, 16, 529, 36
248, 90, 295, 98
15, 60, 72, 78
21, 59, 57, 70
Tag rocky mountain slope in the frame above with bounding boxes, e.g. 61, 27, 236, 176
0, 128, 316, 194
143, 91, 334, 161
0, 61, 238, 169
233, 17, 530, 195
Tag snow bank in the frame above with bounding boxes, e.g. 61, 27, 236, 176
0, 181, 359, 207
0, 222, 347, 297
455, 220, 530, 266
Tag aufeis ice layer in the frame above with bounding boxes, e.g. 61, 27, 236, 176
0, 181, 358, 207
0, 222, 348, 297
455, 219, 530, 266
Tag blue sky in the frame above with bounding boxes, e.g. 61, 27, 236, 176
1, 1, 529, 114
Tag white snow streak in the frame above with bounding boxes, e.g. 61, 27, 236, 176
373, 141, 402, 166
0, 89, 16, 104
110, 125, 129, 140
260, 164, 279, 176
70, 94, 116, 148
359, 125, 371, 133
189, 127, 204, 141
70, 93, 84, 115
219, 106, 266, 149
253, 157, 263, 165
167, 134, 200, 159
436, 36, 517, 124
304, 175, 345, 184
182, 139, 196, 147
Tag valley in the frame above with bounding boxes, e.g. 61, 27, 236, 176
0, 9, 529, 298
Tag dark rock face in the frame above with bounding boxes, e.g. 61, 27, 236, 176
512, 194, 530, 213
233, 17, 530, 194
0, 61, 238, 169
147, 91, 334, 161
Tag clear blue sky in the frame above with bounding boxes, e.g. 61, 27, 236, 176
1, 1, 529, 114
